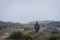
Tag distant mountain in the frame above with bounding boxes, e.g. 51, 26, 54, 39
28, 21, 60, 28
47, 21, 60, 28
0, 21, 24, 29
0, 21, 60, 29
28, 21, 51, 24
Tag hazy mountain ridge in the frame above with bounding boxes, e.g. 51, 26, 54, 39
0, 21, 24, 29
0, 21, 60, 29
28, 21, 60, 28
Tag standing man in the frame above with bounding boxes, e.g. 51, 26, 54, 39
34, 21, 40, 33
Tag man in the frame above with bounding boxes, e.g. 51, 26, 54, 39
34, 21, 40, 33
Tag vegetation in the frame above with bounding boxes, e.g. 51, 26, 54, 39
0, 21, 24, 30
47, 34, 60, 40
6, 31, 33, 40
0, 21, 60, 30
0, 21, 60, 40
9, 31, 23, 39
6, 30, 60, 40
28, 21, 60, 27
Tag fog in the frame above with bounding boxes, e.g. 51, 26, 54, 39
0, 0, 60, 23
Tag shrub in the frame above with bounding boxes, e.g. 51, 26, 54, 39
7, 31, 33, 40
8, 31, 23, 39
22, 34, 33, 40
28, 31, 35, 35
48, 35, 60, 40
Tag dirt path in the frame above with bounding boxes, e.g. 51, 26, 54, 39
0, 32, 10, 40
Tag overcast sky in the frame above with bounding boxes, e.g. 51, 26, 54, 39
0, 0, 60, 23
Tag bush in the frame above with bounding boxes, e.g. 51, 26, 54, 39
48, 35, 60, 40
7, 31, 33, 40
8, 31, 23, 39
0, 32, 3, 35
22, 34, 33, 40
28, 31, 35, 35
51, 28, 58, 34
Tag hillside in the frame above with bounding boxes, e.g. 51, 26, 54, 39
28, 21, 60, 28
0, 21, 24, 29
0, 21, 60, 30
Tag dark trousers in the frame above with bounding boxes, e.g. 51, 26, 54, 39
35, 29, 39, 33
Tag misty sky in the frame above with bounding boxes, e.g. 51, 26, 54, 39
0, 0, 60, 23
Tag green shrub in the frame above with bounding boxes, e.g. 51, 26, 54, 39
22, 34, 33, 40
9, 31, 23, 39
48, 35, 60, 40
0, 31, 3, 35
28, 31, 35, 35
7, 31, 33, 40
